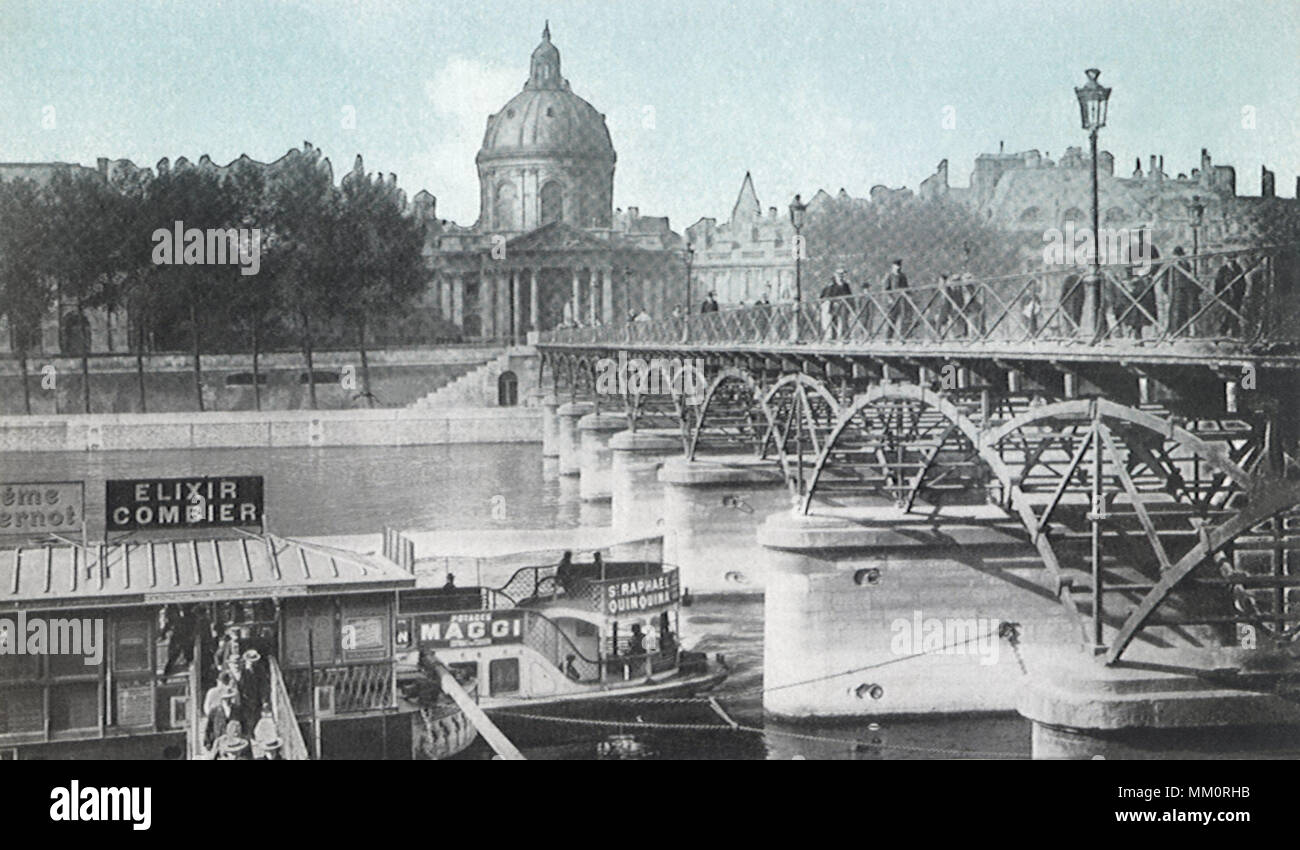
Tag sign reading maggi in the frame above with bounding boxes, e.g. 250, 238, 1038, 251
105, 476, 264, 532
0, 482, 85, 536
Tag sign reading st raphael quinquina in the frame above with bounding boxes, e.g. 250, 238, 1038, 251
105, 476, 265, 532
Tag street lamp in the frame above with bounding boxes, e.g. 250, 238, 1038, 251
684, 242, 695, 314
1075, 68, 1112, 338
788, 194, 807, 304
1187, 195, 1205, 276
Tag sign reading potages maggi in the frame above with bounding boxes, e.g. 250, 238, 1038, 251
416, 610, 525, 649
605, 572, 680, 615
106, 476, 264, 531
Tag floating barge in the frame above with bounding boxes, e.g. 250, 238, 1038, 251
0, 533, 472, 760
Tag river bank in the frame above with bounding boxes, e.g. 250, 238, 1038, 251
0, 406, 540, 452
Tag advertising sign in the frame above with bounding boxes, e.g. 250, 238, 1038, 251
602, 571, 680, 616
0, 481, 85, 537
105, 476, 264, 532
415, 610, 525, 649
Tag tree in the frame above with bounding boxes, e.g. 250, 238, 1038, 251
43, 168, 132, 413
222, 160, 271, 410
147, 162, 235, 411
802, 192, 1027, 288
0, 178, 53, 414
336, 162, 428, 406
265, 147, 337, 410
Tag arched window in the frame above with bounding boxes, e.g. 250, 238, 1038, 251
1104, 206, 1127, 224
10, 318, 41, 355
540, 181, 564, 226
1019, 206, 1043, 224
1061, 207, 1085, 225
495, 182, 519, 231
497, 371, 519, 407
60, 311, 90, 356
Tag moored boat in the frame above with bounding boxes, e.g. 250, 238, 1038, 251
385, 529, 728, 746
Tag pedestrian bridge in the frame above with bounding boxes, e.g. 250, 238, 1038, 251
535, 243, 1300, 666
543, 245, 1300, 367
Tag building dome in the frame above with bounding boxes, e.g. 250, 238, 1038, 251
476, 23, 616, 232
477, 24, 615, 163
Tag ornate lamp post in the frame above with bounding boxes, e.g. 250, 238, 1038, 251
1075, 68, 1112, 337
684, 242, 695, 314
789, 194, 808, 342
1187, 195, 1205, 276
788, 194, 807, 304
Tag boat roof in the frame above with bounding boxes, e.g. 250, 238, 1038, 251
395, 528, 663, 561
0, 534, 415, 612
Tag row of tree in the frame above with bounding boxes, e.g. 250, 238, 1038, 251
0, 147, 430, 413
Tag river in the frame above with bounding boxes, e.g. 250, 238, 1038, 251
0, 442, 1032, 760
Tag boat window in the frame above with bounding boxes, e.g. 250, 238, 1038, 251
489, 657, 520, 696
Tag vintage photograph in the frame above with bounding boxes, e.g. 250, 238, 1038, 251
2, 0, 1299, 771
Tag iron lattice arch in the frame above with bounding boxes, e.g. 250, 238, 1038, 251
801, 383, 1300, 663
686, 369, 843, 496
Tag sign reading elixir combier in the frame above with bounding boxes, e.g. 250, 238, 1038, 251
105, 476, 265, 532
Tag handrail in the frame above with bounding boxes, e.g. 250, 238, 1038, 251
540, 243, 1300, 351
268, 655, 312, 760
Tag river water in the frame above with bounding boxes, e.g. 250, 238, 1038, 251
0, 443, 1031, 760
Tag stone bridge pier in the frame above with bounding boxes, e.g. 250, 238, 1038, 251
659, 456, 787, 595
577, 411, 626, 501
759, 505, 1080, 721
555, 401, 593, 476
609, 429, 681, 534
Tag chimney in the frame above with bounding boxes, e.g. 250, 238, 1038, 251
628, 206, 639, 219
1296, 176, 1300, 199
1134, 157, 1143, 178
768, 206, 777, 219
999, 140, 1004, 154
1159, 155, 1164, 173
1261, 166, 1275, 198
96, 157, 108, 175
1149, 155, 1157, 175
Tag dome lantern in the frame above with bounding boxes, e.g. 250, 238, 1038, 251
527, 21, 566, 90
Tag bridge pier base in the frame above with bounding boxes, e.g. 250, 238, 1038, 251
556, 401, 594, 476
757, 506, 1079, 722
1020, 649, 1300, 759
577, 413, 626, 501
610, 430, 681, 533
541, 395, 560, 458
658, 456, 786, 595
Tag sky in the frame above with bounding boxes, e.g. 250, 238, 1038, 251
2, 0, 1298, 231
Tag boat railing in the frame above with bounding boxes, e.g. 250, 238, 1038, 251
519, 608, 679, 685
493, 561, 679, 617
283, 659, 395, 716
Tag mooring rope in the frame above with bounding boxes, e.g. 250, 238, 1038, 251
501, 710, 1028, 758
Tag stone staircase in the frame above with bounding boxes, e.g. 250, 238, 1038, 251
409, 347, 538, 408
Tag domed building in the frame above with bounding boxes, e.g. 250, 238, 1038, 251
476, 22, 615, 233
428, 24, 685, 340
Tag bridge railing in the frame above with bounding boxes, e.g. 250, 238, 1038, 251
542, 245, 1300, 350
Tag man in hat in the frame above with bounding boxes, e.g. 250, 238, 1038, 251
255, 738, 282, 760
882, 259, 910, 340
238, 648, 266, 730
215, 721, 252, 760
203, 685, 239, 750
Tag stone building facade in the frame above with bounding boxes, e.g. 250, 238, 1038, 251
684, 173, 797, 305
427, 24, 686, 338
919, 144, 1295, 256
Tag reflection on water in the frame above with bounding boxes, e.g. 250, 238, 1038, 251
0, 442, 1030, 759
